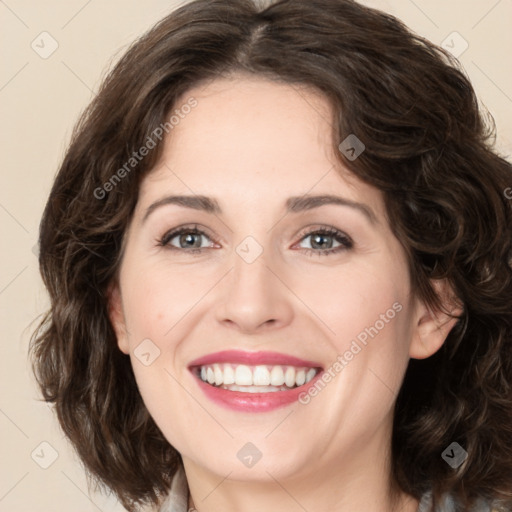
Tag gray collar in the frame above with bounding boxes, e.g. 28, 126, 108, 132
157, 465, 189, 512
157, 467, 494, 512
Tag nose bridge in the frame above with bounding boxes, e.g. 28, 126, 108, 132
233, 239, 271, 296
215, 234, 294, 332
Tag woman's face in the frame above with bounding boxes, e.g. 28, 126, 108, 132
109, 75, 441, 484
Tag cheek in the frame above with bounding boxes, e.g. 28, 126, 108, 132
296, 251, 414, 409
122, 258, 209, 341
122, 266, 188, 438
294, 260, 408, 347
330, 262, 414, 398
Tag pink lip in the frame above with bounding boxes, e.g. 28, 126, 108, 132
188, 350, 324, 413
193, 375, 323, 412
188, 350, 322, 368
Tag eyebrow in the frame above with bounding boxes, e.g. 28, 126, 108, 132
142, 194, 377, 225
285, 195, 377, 224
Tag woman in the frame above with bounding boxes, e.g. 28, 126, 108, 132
30, 0, 512, 511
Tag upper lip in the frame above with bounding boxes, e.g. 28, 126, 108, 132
188, 350, 323, 369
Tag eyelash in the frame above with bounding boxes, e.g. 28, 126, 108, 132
157, 224, 354, 256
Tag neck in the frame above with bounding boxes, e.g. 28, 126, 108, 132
182, 422, 419, 512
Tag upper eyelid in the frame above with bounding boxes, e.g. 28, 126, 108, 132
296, 225, 351, 239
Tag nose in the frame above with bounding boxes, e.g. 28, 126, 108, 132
215, 245, 294, 334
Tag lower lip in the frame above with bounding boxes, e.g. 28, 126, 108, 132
192, 371, 324, 412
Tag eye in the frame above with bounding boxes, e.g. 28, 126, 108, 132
157, 224, 353, 256
158, 224, 217, 253
295, 226, 353, 256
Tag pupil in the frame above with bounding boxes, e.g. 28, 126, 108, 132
312, 234, 332, 249
181, 233, 200, 248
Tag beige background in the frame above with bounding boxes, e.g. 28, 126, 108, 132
1, 0, 511, 511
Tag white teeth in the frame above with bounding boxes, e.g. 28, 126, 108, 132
222, 384, 289, 393
235, 365, 253, 386
214, 364, 223, 386
223, 364, 235, 385
285, 367, 296, 388
253, 365, 270, 385
197, 363, 320, 389
305, 368, 316, 383
270, 366, 285, 386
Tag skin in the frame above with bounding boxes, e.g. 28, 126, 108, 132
108, 74, 461, 512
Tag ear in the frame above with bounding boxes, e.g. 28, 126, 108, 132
409, 279, 463, 360
106, 281, 130, 354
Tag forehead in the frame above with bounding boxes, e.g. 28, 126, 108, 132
169, 74, 335, 163
137, 74, 384, 216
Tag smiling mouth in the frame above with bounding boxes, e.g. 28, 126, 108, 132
193, 363, 321, 393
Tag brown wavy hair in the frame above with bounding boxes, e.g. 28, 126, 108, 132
30, 0, 512, 510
